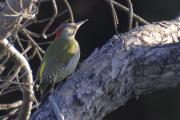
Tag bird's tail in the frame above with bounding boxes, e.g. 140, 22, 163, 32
39, 78, 55, 101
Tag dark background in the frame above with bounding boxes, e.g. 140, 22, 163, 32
1, 0, 180, 119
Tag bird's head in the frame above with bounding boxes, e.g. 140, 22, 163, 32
55, 19, 88, 40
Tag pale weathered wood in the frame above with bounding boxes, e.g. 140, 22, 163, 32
31, 17, 180, 120
0, 38, 34, 120
0, 0, 37, 120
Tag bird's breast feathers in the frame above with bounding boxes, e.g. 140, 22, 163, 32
67, 39, 79, 55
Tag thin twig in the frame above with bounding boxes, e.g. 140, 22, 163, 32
35, 9, 68, 24
6, 0, 19, 15
19, 0, 23, 9
0, 41, 11, 61
21, 45, 32, 56
15, 74, 34, 95
135, 20, 139, 27
64, 0, 74, 23
0, 79, 33, 86
0, 65, 5, 75
28, 47, 37, 60
23, 9, 68, 28
7, 66, 16, 76
40, 18, 69, 42
49, 95, 64, 120
42, 0, 58, 38
38, 41, 52, 45
1, 108, 19, 120
106, 0, 119, 34
0, 100, 22, 110
18, 38, 29, 42
111, 0, 150, 24
22, 28, 45, 54
0, 48, 7, 60
0, 87, 20, 96
45, 26, 60, 38
0, 66, 22, 89
1, 52, 10, 66
16, 75, 39, 109
36, 49, 43, 61
15, 34, 29, 58
25, 29, 41, 38
2, 14, 19, 17
127, 0, 133, 30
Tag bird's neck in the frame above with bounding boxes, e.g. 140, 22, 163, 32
55, 31, 75, 40
54, 36, 78, 48
52, 37, 79, 58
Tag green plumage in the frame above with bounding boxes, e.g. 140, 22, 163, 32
36, 38, 80, 97
36, 20, 87, 99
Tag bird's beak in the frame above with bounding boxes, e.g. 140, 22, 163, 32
76, 19, 88, 29
73, 19, 88, 36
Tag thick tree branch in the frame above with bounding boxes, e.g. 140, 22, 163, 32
0, 1, 39, 118
0, 38, 34, 120
31, 17, 180, 120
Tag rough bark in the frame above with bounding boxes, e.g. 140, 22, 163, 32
31, 17, 180, 120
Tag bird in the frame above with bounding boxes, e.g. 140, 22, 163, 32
36, 20, 88, 99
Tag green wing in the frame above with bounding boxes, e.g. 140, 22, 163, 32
35, 39, 79, 97
39, 61, 46, 81
38, 58, 65, 97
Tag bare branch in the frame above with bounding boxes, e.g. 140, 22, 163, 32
0, 0, 37, 40
22, 28, 45, 54
0, 0, 42, 118
5, 0, 19, 15
28, 47, 37, 60
25, 29, 41, 38
38, 41, 52, 45
135, 20, 139, 27
0, 87, 20, 96
0, 66, 21, 90
49, 95, 64, 120
106, 0, 119, 34
15, 34, 29, 58
42, 0, 58, 38
0, 38, 34, 120
21, 44, 32, 56
31, 17, 180, 120
1, 52, 10, 65
1, 108, 19, 120
127, 0, 133, 30
111, 0, 150, 24
36, 49, 43, 61
64, 0, 74, 23
0, 100, 22, 110
35, 9, 68, 24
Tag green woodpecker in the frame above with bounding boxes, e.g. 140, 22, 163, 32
36, 20, 87, 98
